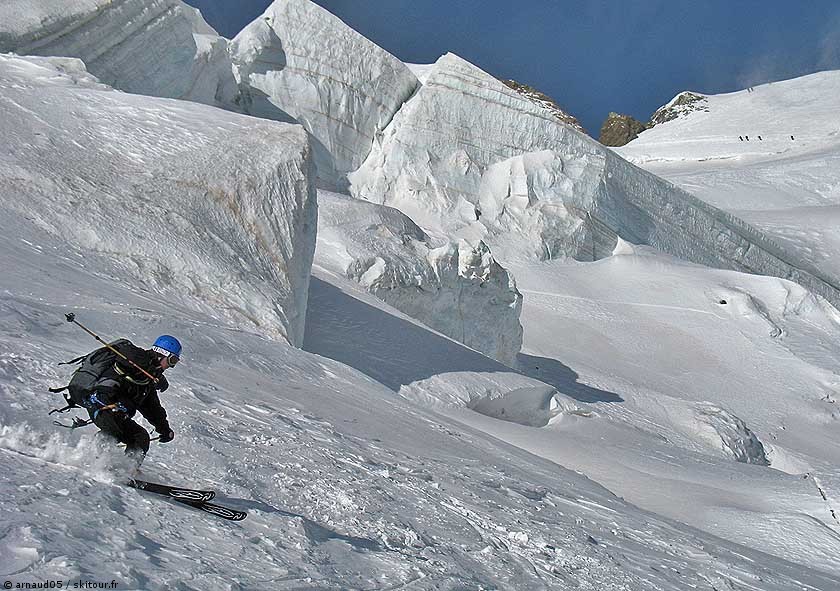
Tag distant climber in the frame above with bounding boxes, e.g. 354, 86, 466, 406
745, 135, 750, 141
791, 135, 795, 140
739, 136, 743, 141
758, 136, 762, 141
52, 331, 181, 468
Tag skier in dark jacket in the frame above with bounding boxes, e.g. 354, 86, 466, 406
86, 335, 181, 466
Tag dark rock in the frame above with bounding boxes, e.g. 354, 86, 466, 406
648, 91, 708, 127
599, 112, 647, 146
500, 79, 587, 134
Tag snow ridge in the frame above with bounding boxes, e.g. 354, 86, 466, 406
0, 54, 316, 345
231, 0, 419, 189
350, 53, 840, 308
0, 0, 237, 107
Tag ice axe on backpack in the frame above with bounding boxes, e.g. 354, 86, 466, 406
63, 313, 159, 385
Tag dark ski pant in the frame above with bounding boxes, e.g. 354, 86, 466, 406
90, 409, 150, 466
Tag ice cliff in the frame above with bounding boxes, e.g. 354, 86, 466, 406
0, 0, 237, 107
316, 192, 522, 365
0, 54, 316, 345
231, 0, 419, 190
349, 53, 840, 306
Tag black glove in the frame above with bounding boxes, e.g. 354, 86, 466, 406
157, 427, 175, 443
156, 375, 169, 392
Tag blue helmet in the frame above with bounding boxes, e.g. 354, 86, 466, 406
152, 335, 182, 358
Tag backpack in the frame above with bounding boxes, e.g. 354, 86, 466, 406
50, 339, 134, 409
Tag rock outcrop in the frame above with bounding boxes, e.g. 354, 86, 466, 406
501, 79, 586, 133
599, 112, 647, 146
648, 91, 709, 127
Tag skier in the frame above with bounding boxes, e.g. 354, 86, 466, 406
83, 335, 181, 467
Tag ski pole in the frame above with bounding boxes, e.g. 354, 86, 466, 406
64, 313, 159, 384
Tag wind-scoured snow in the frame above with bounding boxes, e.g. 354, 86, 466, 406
315, 191, 523, 365
0, 0, 237, 107
0, 54, 316, 345
231, 0, 419, 190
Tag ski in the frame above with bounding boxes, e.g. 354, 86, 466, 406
127, 479, 248, 521
179, 499, 248, 521
127, 478, 215, 503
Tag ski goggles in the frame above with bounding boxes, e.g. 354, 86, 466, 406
152, 346, 180, 367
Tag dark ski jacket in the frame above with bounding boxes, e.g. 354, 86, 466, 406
90, 341, 171, 433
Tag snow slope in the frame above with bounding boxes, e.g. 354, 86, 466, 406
617, 71, 840, 282
316, 191, 523, 365
231, 0, 419, 190
499, 244, 840, 575
308, 238, 840, 578
1, 220, 836, 590
0, 0, 237, 107
0, 54, 316, 345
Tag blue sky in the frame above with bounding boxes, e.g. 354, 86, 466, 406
186, 0, 840, 135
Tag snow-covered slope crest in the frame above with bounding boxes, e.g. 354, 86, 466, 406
349, 53, 840, 306
231, 0, 419, 190
620, 70, 840, 164
0, 54, 316, 345
0, 0, 237, 107
316, 191, 522, 365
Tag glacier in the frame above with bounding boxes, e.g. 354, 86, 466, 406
231, 0, 419, 190
315, 191, 523, 365
0, 53, 316, 345
349, 53, 840, 307
0, 0, 237, 107
1, 1, 840, 586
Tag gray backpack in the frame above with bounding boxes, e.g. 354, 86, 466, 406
50, 339, 133, 409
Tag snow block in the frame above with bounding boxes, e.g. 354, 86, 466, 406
316, 192, 522, 365
230, 0, 419, 190
350, 53, 840, 306
468, 385, 562, 428
0, 0, 237, 108
0, 54, 316, 345
695, 405, 769, 466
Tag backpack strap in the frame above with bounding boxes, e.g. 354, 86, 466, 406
114, 362, 152, 386
53, 416, 94, 429
49, 352, 88, 397
48, 390, 78, 414
58, 354, 87, 366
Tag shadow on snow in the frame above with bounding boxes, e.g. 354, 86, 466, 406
304, 276, 623, 404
